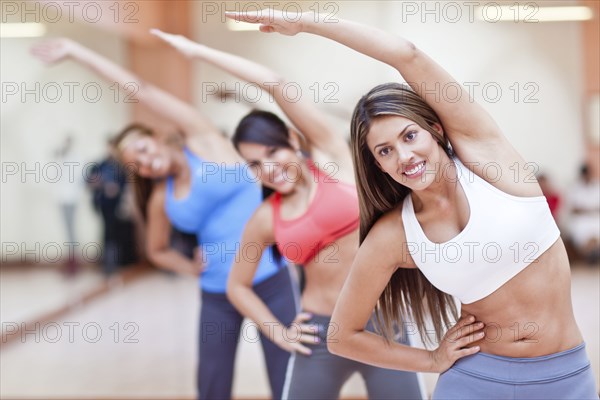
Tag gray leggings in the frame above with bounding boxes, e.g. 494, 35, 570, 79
433, 342, 599, 399
198, 268, 297, 400
282, 314, 424, 400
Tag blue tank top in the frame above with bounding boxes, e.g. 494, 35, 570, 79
165, 147, 282, 293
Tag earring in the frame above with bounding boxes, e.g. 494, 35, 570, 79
296, 149, 303, 158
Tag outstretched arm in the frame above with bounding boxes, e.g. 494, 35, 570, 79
30, 38, 220, 139
152, 29, 353, 177
227, 10, 544, 195
226, 11, 502, 149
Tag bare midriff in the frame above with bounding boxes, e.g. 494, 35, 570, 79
462, 240, 583, 357
301, 231, 360, 316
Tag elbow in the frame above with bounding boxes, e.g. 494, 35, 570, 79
145, 243, 165, 269
226, 277, 244, 307
326, 325, 350, 357
327, 340, 342, 356
225, 280, 236, 304
269, 74, 285, 87
134, 81, 156, 103
145, 247, 158, 266
394, 38, 419, 64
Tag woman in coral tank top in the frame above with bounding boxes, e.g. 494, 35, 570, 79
154, 29, 484, 399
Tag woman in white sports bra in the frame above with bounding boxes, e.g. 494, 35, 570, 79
227, 10, 599, 400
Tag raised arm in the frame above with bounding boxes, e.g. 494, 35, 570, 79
226, 11, 503, 150
152, 29, 353, 176
30, 38, 219, 139
226, 202, 317, 355
329, 213, 484, 372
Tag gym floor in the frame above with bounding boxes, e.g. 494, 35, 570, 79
1, 262, 598, 399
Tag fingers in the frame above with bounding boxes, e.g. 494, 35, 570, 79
292, 312, 313, 324
288, 313, 321, 346
455, 330, 485, 349
30, 39, 69, 64
448, 314, 476, 334
150, 29, 178, 46
446, 315, 483, 339
150, 29, 198, 58
289, 341, 312, 356
283, 327, 318, 354
150, 28, 177, 43
455, 345, 481, 359
224, 10, 264, 24
149, 28, 165, 37
30, 42, 53, 57
295, 332, 320, 345
259, 25, 275, 33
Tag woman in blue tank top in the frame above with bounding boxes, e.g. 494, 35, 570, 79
225, 9, 600, 400
31, 38, 296, 400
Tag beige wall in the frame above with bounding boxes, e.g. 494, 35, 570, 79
1, 19, 129, 254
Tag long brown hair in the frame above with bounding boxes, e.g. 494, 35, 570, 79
350, 83, 458, 345
112, 123, 156, 221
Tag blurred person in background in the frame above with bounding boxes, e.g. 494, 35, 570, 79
53, 134, 84, 276
566, 164, 600, 264
536, 173, 561, 221
87, 139, 138, 275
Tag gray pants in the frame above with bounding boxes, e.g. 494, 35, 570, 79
433, 342, 599, 399
282, 314, 424, 400
198, 268, 297, 400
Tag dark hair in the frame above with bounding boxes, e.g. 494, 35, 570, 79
112, 123, 155, 221
580, 164, 590, 179
350, 82, 457, 345
232, 110, 297, 267
232, 110, 292, 150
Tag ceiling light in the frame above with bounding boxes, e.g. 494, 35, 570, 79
1, 23, 47, 38
476, 5, 593, 22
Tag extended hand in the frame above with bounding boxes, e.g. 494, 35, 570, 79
30, 38, 77, 64
225, 9, 309, 36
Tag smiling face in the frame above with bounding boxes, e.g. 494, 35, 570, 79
366, 115, 446, 192
237, 142, 303, 194
119, 133, 172, 179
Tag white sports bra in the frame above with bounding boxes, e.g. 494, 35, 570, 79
401, 157, 560, 304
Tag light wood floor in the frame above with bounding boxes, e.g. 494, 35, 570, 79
1, 263, 598, 399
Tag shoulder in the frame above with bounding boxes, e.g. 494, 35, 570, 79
360, 203, 417, 269
186, 134, 241, 163
244, 197, 276, 244
368, 204, 407, 245
310, 147, 356, 185
145, 181, 171, 224
148, 181, 167, 207
452, 141, 543, 197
